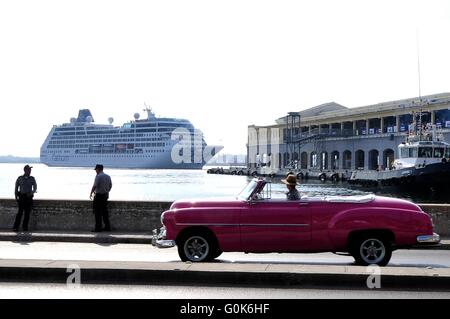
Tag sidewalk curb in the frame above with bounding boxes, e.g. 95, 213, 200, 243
0, 232, 152, 244
0, 261, 449, 290
0, 232, 448, 249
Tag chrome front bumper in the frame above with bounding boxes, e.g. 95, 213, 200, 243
417, 232, 441, 244
152, 227, 176, 248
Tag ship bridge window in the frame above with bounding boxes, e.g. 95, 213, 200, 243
418, 147, 432, 158
445, 148, 450, 158
433, 147, 445, 158
55, 127, 76, 132
136, 123, 157, 128
400, 147, 418, 158
409, 147, 418, 158
87, 130, 117, 135
400, 148, 408, 158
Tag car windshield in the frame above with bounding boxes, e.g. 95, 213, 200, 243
237, 180, 258, 200
237, 179, 271, 201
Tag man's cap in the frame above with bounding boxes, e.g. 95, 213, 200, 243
94, 164, 104, 170
23, 165, 33, 170
281, 174, 299, 186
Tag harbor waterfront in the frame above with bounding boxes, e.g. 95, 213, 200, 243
0, 163, 449, 203
247, 92, 450, 188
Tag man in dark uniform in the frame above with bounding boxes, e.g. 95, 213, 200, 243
89, 164, 113, 232
14, 165, 37, 232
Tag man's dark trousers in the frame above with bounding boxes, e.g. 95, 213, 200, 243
93, 193, 111, 231
14, 194, 33, 231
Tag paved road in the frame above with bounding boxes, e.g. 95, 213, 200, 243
0, 241, 449, 268
0, 282, 449, 299
1, 241, 449, 298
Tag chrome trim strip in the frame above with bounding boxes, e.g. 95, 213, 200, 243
177, 223, 238, 227
242, 224, 310, 227
417, 232, 440, 244
176, 223, 309, 227
152, 239, 176, 248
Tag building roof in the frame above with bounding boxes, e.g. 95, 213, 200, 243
275, 92, 450, 125
298, 102, 347, 118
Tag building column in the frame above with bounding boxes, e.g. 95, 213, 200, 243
306, 150, 309, 169
256, 128, 260, 165
246, 144, 250, 168
352, 151, 355, 170
365, 149, 369, 170
380, 117, 384, 134
352, 121, 356, 135
366, 119, 369, 134
431, 110, 436, 124
396, 115, 400, 133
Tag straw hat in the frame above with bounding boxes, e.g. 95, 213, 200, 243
281, 174, 298, 186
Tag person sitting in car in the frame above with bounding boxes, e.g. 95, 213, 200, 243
282, 174, 300, 200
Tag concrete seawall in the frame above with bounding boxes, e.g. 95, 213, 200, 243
0, 199, 449, 236
0, 199, 171, 232
418, 204, 450, 237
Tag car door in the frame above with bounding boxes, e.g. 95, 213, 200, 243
240, 199, 312, 252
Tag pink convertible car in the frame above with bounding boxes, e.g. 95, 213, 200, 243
152, 178, 440, 265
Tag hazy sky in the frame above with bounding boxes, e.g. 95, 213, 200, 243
0, 0, 449, 157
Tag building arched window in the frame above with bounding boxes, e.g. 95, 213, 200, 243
342, 150, 352, 169
310, 152, 318, 169
369, 149, 380, 170
300, 152, 308, 169
355, 150, 365, 169
331, 151, 339, 170
320, 151, 328, 170
383, 148, 395, 170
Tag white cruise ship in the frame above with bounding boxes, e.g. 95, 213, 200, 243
40, 108, 223, 169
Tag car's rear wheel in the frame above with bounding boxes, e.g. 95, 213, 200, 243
351, 236, 392, 266
178, 233, 217, 262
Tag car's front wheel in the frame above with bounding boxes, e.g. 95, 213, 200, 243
178, 233, 217, 262
351, 236, 392, 266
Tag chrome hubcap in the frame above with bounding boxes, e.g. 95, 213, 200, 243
184, 236, 209, 261
360, 238, 385, 264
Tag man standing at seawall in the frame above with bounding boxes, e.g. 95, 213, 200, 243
90, 164, 113, 232
14, 165, 37, 232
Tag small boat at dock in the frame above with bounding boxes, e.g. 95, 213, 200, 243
348, 121, 450, 189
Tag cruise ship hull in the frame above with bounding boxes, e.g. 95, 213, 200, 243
40, 155, 205, 169
40, 145, 223, 169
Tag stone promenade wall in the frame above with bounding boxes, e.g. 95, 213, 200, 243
0, 199, 171, 232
